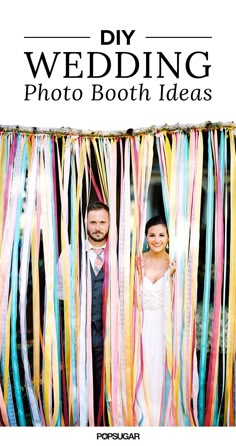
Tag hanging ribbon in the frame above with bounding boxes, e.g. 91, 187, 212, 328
0, 126, 235, 427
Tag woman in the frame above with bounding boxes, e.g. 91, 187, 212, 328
135, 215, 176, 426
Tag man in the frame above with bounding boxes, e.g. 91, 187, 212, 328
58, 201, 109, 426
86, 201, 109, 425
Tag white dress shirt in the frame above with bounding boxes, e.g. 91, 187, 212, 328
86, 240, 106, 270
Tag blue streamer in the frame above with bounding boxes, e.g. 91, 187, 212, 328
1, 333, 17, 425
219, 130, 225, 198
216, 130, 227, 425
198, 131, 214, 425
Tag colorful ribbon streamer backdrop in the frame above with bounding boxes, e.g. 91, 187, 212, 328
0, 126, 235, 426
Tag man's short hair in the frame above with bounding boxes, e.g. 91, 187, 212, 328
87, 201, 110, 214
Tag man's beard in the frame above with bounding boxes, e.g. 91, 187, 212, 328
87, 230, 109, 243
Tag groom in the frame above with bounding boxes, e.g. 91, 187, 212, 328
86, 201, 110, 425
58, 201, 109, 425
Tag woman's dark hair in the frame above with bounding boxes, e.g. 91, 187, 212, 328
87, 201, 110, 214
145, 215, 168, 236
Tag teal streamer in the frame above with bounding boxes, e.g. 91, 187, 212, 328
212, 131, 225, 426
198, 131, 214, 425
160, 370, 171, 425
219, 130, 225, 198
1, 295, 17, 425
10, 136, 27, 426
70, 148, 77, 424
5, 133, 9, 172
5, 378, 17, 425
213, 388, 219, 425
216, 130, 227, 425
183, 134, 189, 220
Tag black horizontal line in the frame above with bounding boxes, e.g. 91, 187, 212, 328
146, 36, 212, 39
24, 36, 91, 39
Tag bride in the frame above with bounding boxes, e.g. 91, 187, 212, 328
135, 215, 176, 426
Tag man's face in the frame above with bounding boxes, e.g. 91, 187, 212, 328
87, 208, 109, 246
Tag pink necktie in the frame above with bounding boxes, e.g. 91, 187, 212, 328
93, 248, 104, 276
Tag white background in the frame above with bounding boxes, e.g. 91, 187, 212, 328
1, 0, 236, 132
1, 0, 236, 443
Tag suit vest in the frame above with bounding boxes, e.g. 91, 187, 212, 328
90, 264, 104, 349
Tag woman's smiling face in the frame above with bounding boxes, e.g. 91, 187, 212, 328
146, 224, 169, 253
